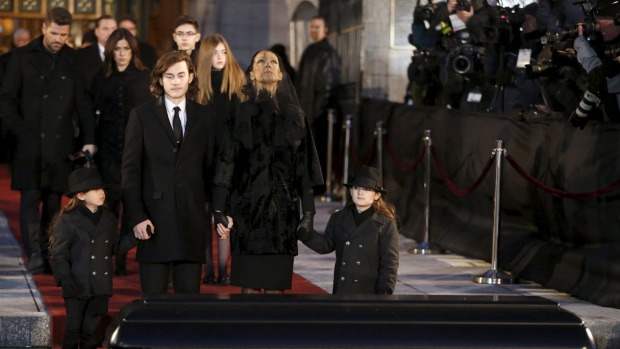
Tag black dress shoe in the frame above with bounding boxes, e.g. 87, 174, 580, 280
217, 276, 230, 286
203, 276, 217, 285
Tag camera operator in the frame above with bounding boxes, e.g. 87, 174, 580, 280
570, 0, 620, 128
500, 3, 548, 118
537, 0, 589, 34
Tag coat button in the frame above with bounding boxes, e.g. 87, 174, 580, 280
342, 261, 346, 266
91, 255, 95, 259
91, 240, 95, 244
358, 244, 363, 248
43, 95, 48, 99
40, 133, 45, 138
104, 272, 109, 276
104, 256, 109, 260
173, 148, 178, 153
345, 241, 350, 246
92, 271, 97, 275
340, 276, 345, 281
356, 261, 361, 266
353, 279, 359, 283
105, 240, 109, 243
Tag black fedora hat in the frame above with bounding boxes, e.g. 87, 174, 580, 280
65, 167, 106, 198
344, 166, 387, 194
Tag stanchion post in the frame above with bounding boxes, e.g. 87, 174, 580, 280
409, 130, 443, 255
375, 121, 385, 173
321, 109, 336, 202
343, 115, 352, 208
473, 140, 516, 284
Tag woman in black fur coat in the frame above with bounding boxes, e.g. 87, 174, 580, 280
212, 50, 323, 293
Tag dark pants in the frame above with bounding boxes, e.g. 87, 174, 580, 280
63, 296, 109, 349
19, 189, 61, 265
139, 261, 202, 297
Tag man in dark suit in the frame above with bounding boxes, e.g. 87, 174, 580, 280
78, 15, 117, 88
0, 7, 96, 274
122, 51, 219, 296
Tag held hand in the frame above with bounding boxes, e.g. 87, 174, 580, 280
213, 211, 229, 228
297, 212, 315, 240
133, 220, 154, 240
216, 216, 233, 240
82, 144, 98, 156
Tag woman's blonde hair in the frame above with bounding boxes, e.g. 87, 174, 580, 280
196, 34, 247, 105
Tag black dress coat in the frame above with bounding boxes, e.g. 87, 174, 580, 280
51, 208, 119, 298
213, 90, 323, 257
0, 36, 95, 192
300, 206, 400, 295
91, 65, 152, 167
122, 97, 215, 263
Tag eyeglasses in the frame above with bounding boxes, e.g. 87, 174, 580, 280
175, 31, 196, 37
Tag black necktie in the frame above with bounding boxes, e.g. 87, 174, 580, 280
173, 106, 182, 146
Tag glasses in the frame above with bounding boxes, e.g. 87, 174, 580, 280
175, 31, 196, 37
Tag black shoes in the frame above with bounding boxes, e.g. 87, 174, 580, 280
203, 275, 217, 285
202, 275, 230, 286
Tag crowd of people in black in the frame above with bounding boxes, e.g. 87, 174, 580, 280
406, 0, 620, 126
0, 8, 400, 347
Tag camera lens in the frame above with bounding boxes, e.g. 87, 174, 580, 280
453, 55, 471, 74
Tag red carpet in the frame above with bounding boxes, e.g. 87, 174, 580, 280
0, 164, 327, 347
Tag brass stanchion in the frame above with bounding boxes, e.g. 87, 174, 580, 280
473, 140, 516, 284
321, 109, 337, 203
375, 121, 384, 173
342, 115, 352, 208
409, 130, 443, 255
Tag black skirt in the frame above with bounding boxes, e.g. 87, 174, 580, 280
230, 254, 294, 290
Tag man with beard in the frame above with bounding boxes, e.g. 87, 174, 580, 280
0, 7, 96, 274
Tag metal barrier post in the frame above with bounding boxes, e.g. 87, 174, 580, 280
375, 121, 384, 173
473, 140, 516, 285
321, 109, 336, 202
343, 115, 352, 208
409, 130, 443, 255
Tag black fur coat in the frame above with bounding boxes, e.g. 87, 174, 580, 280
214, 89, 323, 256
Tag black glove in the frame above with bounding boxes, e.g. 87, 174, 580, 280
213, 211, 229, 227
297, 212, 315, 240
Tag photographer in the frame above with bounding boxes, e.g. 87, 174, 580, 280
570, 0, 620, 128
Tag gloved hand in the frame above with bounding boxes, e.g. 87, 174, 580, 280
213, 210, 229, 228
297, 212, 315, 240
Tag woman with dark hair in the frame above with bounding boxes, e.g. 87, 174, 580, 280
212, 50, 323, 294
91, 28, 152, 275
195, 33, 247, 286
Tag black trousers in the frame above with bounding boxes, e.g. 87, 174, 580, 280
19, 189, 61, 259
63, 296, 109, 349
139, 261, 202, 297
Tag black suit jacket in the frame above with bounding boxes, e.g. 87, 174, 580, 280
78, 43, 105, 90
122, 97, 215, 263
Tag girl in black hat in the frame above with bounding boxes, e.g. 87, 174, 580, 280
299, 166, 400, 295
49, 167, 134, 349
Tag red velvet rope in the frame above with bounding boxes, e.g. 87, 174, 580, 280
385, 137, 426, 171
430, 145, 496, 196
505, 154, 620, 199
350, 132, 377, 168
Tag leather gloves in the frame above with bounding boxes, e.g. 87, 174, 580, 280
213, 211, 229, 227
297, 211, 315, 241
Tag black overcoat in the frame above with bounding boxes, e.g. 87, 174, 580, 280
0, 36, 95, 192
51, 208, 118, 298
122, 97, 215, 263
91, 65, 152, 165
301, 207, 400, 295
